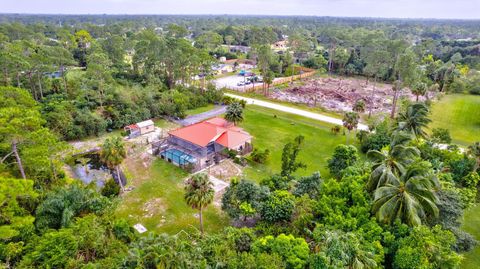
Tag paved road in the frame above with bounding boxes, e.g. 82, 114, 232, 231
176, 106, 227, 126
225, 93, 369, 131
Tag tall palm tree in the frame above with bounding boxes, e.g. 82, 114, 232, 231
395, 102, 431, 139
367, 132, 420, 191
372, 162, 439, 226
100, 136, 127, 192
184, 173, 214, 236
224, 102, 244, 125
342, 112, 359, 144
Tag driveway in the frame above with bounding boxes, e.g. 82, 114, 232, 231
224, 93, 369, 131
176, 106, 227, 126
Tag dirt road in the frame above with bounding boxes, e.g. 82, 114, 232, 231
225, 93, 369, 131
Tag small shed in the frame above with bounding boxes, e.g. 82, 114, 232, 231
124, 119, 155, 138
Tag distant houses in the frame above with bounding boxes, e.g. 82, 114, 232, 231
222, 45, 251, 54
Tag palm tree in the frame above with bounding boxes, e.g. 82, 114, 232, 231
468, 142, 480, 171
224, 102, 244, 125
100, 137, 127, 192
372, 162, 439, 226
367, 132, 420, 191
184, 173, 214, 236
411, 82, 427, 102
342, 112, 359, 144
395, 102, 431, 139
352, 99, 366, 114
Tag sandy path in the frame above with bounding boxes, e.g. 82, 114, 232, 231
225, 93, 369, 131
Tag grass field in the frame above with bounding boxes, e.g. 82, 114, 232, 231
430, 94, 480, 146
116, 159, 228, 235
240, 105, 350, 182
461, 204, 480, 268
185, 104, 216, 116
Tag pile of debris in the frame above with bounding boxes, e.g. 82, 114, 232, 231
271, 77, 422, 114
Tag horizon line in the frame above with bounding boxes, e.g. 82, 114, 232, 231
1, 13, 479, 21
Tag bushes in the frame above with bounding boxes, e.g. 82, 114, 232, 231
101, 178, 120, 198
431, 128, 452, 144
251, 148, 270, 164
252, 234, 310, 269
260, 191, 295, 223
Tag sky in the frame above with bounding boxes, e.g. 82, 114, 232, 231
2, 0, 480, 19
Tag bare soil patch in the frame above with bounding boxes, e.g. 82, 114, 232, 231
270, 76, 426, 114
208, 159, 243, 181
142, 198, 167, 218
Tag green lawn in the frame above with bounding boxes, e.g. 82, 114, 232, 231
430, 94, 480, 146
461, 204, 480, 268
115, 156, 228, 235
185, 104, 216, 116
240, 105, 350, 183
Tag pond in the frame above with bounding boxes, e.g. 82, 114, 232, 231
71, 153, 126, 188
71, 153, 110, 188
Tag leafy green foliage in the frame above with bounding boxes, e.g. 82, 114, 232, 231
101, 178, 120, 198
35, 184, 111, 231
292, 172, 322, 199
251, 148, 270, 164
393, 225, 462, 269
0, 177, 37, 242
431, 128, 452, 144
252, 234, 309, 269
260, 191, 295, 223
327, 144, 359, 178
311, 230, 380, 269
280, 135, 306, 178
222, 179, 269, 220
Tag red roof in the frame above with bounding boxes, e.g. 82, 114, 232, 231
125, 123, 138, 130
169, 117, 251, 148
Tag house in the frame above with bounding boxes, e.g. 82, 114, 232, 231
153, 118, 252, 170
124, 119, 155, 138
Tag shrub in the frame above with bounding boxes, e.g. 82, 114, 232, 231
252, 234, 310, 269
251, 148, 270, 164
431, 128, 452, 144
101, 178, 120, 198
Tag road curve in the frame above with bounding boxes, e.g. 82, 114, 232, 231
225, 93, 369, 131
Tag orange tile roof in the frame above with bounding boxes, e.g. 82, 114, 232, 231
168, 118, 251, 149
216, 130, 252, 148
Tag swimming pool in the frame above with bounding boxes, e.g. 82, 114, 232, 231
160, 148, 197, 166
